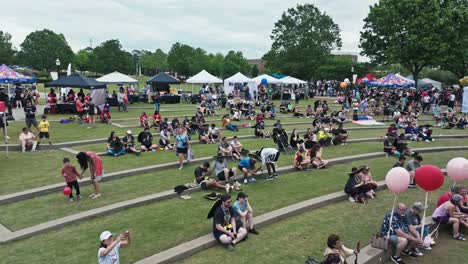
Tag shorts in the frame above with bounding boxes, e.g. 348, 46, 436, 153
213, 225, 241, 242
159, 138, 167, 146
0, 116, 7, 128
200, 180, 208, 190
238, 165, 247, 172
91, 175, 102, 183
388, 235, 400, 246
177, 147, 188, 154
39, 132, 50, 139
433, 216, 450, 224
217, 170, 233, 181
26, 118, 38, 128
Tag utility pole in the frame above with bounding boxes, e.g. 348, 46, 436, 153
89, 38, 93, 49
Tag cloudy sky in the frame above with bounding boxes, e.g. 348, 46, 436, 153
1, 0, 378, 60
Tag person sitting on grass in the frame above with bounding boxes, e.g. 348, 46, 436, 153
100, 101, 112, 124
254, 121, 270, 138
230, 136, 244, 158
323, 234, 356, 264
406, 155, 423, 188
306, 104, 314, 118
232, 192, 259, 235
208, 123, 222, 143
195, 161, 231, 193
19, 127, 38, 152
380, 203, 424, 264
383, 135, 400, 157
222, 114, 238, 132
152, 110, 162, 128
218, 136, 239, 160
37, 115, 52, 147
344, 167, 371, 203
238, 155, 262, 184
456, 113, 467, 129
290, 128, 304, 149
199, 127, 210, 144
61, 157, 82, 202
122, 130, 141, 156
331, 124, 348, 146
211, 194, 248, 251
432, 194, 468, 241
76, 151, 103, 199
307, 144, 328, 169
139, 112, 150, 128
210, 154, 240, 190
138, 127, 158, 152
98, 230, 131, 264
358, 166, 377, 199
393, 156, 406, 168
317, 128, 332, 146
107, 131, 125, 157
294, 147, 310, 170
293, 105, 305, 117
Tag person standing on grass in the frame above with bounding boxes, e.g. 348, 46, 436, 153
98, 230, 132, 264
61, 158, 81, 202
212, 194, 248, 251
76, 96, 84, 124
255, 147, 280, 180
76, 151, 103, 199
232, 192, 259, 235
87, 98, 96, 127
24, 101, 39, 132
37, 115, 52, 146
175, 127, 190, 170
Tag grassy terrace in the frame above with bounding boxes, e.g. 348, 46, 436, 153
0, 152, 464, 264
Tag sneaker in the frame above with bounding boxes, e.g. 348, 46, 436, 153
408, 183, 417, 188
178, 166, 183, 170
88, 193, 96, 198
31, 149, 37, 152
348, 196, 356, 203
226, 243, 235, 251
152, 149, 156, 152
420, 245, 432, 251
402, 250, 418, 258
249, 177, 257, 183
390, 256, 405, 264
5, 135, 10, 139
233, 181, 242, 188
243, 179, 248, 184
273, 173, 278, 179
248, 228, 259, 235
225, 183, 231, 194
91, 193, 102, 199
76, 195, 81, 200
412, 248, 423, 256
69, 198, 74, 202
266, 175, 273, 181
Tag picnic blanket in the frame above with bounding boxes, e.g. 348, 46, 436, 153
352, 116, 385, 126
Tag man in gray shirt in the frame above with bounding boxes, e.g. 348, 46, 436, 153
210, 154, 240, 190
406, 155, 423, 188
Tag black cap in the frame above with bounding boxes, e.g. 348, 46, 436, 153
63, 158, 70, 163
237, 192, 248, 200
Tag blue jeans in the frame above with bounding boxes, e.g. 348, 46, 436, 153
226, 124, 238, 131
154, 101, 160, 112
108, 148, 125, 156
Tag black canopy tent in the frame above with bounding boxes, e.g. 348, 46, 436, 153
45, 74, 107, 113
45, 73, 107, 89
146, 72, 180, 93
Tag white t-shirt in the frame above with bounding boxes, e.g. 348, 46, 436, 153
260, 148, 279, 165
209, 127, 219, 135
98, 242, 120, 264
450, 94, 455, 101
230, 140, 241, 148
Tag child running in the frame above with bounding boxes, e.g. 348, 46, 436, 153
61, 158, 82, 202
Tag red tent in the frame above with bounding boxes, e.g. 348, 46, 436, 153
356, 73, 377, 84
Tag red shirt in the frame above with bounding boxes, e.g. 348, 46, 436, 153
62, 163, 80, 183
140, 114, 148, 124
76, 100, 83, 112
437, 192, 451, 207
152, 113, 162, 122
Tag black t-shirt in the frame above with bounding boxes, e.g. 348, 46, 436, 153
109, 138, 123, 151
122, 135, 135, 145
24, 105, 36, 118
194, 166, 207, 183
213, 205, 235, 231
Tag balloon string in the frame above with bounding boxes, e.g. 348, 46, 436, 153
387, 194, 398, 239
420, 192, 429, 238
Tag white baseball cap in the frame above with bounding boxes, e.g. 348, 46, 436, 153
126, 130, 132, 134
99, 231, 112, 241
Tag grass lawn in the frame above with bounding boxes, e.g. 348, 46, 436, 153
0, 152, 464, 264
178, 180, 463, 264
1, 137, 464, 195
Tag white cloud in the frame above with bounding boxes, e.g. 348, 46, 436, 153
0, 0, 377, 60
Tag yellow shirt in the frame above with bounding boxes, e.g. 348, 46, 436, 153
38, 120, 50, 132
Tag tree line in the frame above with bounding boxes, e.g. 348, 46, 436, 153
0, 30, 254, 79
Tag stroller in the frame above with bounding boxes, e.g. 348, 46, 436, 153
272, 127, 294, 153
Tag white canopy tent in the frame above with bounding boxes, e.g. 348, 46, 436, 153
281, 76, 307, 85
253, 74, 282, 85
186, 70, 222, 84
420, 78, 442, 90
96, 71, 138, 84
223, 72, 256, 98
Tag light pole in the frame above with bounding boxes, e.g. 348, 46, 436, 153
55, 58, 61, 77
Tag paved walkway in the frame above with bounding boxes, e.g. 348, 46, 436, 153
10, 104, 46, 121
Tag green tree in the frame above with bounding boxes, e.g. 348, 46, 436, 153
140, 49, 168, 75
19, 29, 74, 70
0, 31, 16, 65
263, 4, 342, 80
251, 64, 260, 77
167, 42, 196, 76
360, 0, 449, 88
90, 39, 133, 74
206, 53, 224, 77
74, 49, 92, 73
223, 50, 250, 78
438, 0, 468, 82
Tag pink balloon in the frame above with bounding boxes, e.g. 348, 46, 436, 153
446, 158, 468, 183
385, 167, 411, 194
